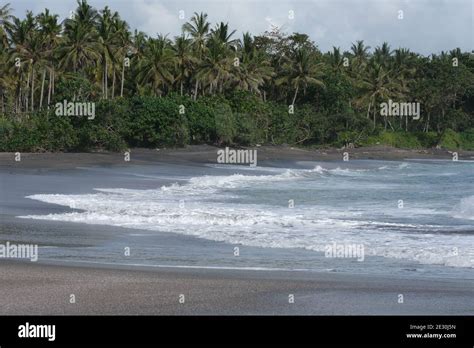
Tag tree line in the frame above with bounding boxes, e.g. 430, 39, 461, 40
0, 0, 473, 151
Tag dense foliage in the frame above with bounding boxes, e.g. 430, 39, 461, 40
0, 1, 473, 151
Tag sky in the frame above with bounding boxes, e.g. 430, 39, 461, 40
9, 0, 474, 56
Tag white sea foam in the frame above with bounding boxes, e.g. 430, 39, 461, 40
452, 195, 474, 221
19, 163, 474, 269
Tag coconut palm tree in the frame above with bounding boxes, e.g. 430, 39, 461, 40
210, 22, 238, 48
196, 35, 233, 95
182, 12, 210, 99
374, 42, 392, 67
355, 61, 406, 129
36, 9, 61, 108
327, 46, 347, 74
137, 35, 175, 96
276, 47, 325, 105
6, 12, 43, 111
59, 20, 100, 74
232, 33, 273, 95
97, 6, 120, 99
0, 3, 13, 47
172, 35, 196, 96
350, 40, 371, 69
113, 18, 131, 98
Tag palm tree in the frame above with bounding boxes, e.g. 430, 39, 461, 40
0, 3, 13, 114
37, 9, 61, 108
6, 12, 43, 112
327, 46, 347, 73
374, 42, 392, 67
210, 22, 238, 48
0, 3, 13, 47
172, 35, 196, 96
71, 0, 98, 29
137, 35, 175, 96
196, 35, 233, 95
350, 40, 371, 69
97, 6, 119, 99
113, 19, 131, 98
355, 61, 406, 129
182, 12, 210, 100
276, 47, 325, 105
232, 33, 273, 95
59, 20, 100, 74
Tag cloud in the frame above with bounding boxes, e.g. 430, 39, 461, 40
9, 0, 473, 55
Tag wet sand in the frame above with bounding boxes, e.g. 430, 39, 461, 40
1, 144, 473, 170
1, 145, 473, 315
0, 261, 473, 315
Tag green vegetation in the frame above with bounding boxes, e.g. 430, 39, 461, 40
0, 1, 473, 152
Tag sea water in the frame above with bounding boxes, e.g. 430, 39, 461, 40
15, 159, 474, 276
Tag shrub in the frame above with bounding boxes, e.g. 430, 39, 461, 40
439, 128, 462, 150
363, 131, 422, 148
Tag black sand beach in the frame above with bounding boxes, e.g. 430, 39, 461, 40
1, 261, 473, 315
1, 145, 473, 315
1, 144, 474, 169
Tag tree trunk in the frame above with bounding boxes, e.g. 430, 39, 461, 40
194, 80, 198, 101
31, 66, 35, 112
426, 112, 430, 132
52, 69, 55, 99
39, 69, 46, 109
47, 70, 52, 106
121, 60, 125, 97
112, 67, 116, 99
180, 82, 183, 96
105, 60, 108, 99
373, 104, 376, 129
25, 69, 30, 112
292, 85, 299, 106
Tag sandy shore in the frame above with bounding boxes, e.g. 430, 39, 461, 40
0, 261, 473, 315
1, 144, 473, 169
1, 145, 473, 315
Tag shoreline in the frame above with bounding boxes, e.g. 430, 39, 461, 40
1, 145, 473, 169
1, 145, 473, 315
1, 260, 473, 315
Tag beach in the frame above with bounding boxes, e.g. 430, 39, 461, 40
1, 261, 473, 315
1, 145, 473, 169
1, 145, 473, 315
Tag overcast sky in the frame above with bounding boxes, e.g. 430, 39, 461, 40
9, 0, 474, 55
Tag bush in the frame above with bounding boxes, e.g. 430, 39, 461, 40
126, 96, 189, 147
185, 96, 217, 143
363, 131, 422, 149
439, 128, 462, 150
415, 131, 439, 148
214, 103, 236, 144
460, 128, 474, 150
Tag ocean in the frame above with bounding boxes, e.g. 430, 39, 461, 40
2, 159, 473, 278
